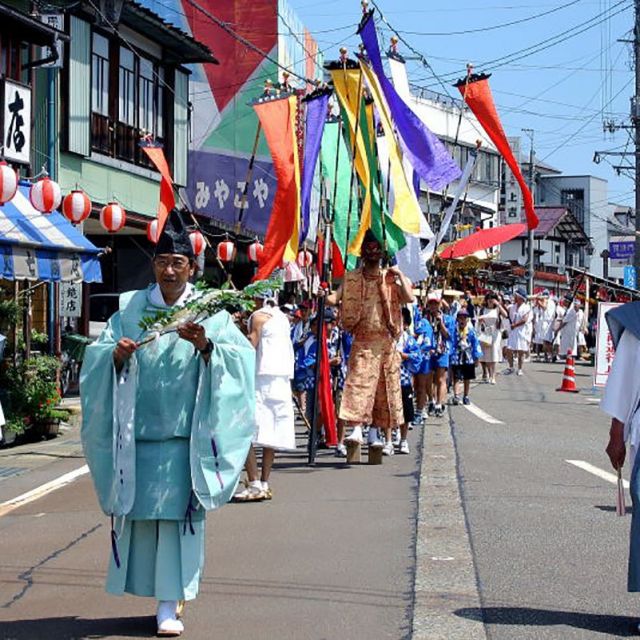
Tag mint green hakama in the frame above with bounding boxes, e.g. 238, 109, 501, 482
106, 519, 206, 601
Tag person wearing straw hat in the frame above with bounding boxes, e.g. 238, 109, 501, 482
80, 210, 255, 637
505, 287, 532, 376
603, 301, 640, 628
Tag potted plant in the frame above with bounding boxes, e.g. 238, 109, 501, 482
2, 415, 28, 446
0, 355, 68, 441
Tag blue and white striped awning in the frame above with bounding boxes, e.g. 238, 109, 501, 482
0, 183, 102, 283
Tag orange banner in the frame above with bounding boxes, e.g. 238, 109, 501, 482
253, 96, 300, 281
141, 143, 175, 235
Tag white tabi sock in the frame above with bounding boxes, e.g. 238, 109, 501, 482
368, 427, 380, 443
157, 600, 184, 634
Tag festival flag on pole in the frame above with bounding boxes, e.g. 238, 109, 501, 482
300, 89, 331, 244
360, 100, 406, 256
359, 13, 461, 191
141, 141, 175, 235
455, 73, 539, 231
360, 62, 422, 235
253, 95, 301, 281
320, 121, 358, 271
330, 67, 373, 251
318, 322, 337, 446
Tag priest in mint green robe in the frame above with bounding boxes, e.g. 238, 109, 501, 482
80, 210, 255, 637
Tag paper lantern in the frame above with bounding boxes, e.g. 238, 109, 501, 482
147, 219, 160, 244
189, 230, 205, 256
217, 240, 236, 262
62, 189, 92, 224
30, 176, 62, 214
248, 241, 263, 262
296, 250, 313, 268
0, 161, 18, 205
100, 202, 126, 233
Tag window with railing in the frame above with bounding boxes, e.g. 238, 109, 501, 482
90, 33, 166, 167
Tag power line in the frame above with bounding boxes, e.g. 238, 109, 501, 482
394, 0, 582, 36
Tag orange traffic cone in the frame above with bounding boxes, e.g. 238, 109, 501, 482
557, 350, 580, 393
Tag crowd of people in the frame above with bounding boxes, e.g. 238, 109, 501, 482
78, 213, 595, 637
255, 281, 591, 464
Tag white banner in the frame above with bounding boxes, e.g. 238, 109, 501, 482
2, 79, 31, 165
594, 301, 621, 387
421, 151, 478, 263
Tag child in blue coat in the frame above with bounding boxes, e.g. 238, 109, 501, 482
451, 309, 483, 405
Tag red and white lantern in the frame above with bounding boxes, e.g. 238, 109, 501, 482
100, 202, 126, 233
247, 241, 263, 263
296, 249, 313, 268
62, 189, 92, 224
147, 219, 160, 244
216, 239, 236, 262
0, 161, 18, 205
30, 176, 62, 214
189, 230, 205, 256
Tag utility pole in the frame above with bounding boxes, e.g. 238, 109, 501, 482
523, 128, 535, 296
635, 0, 640, 279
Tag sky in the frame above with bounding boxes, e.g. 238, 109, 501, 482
287, 0, 636, 208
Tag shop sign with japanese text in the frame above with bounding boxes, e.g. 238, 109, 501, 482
2, 80, 31, 165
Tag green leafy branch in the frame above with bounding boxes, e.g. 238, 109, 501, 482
138, 277, 282, 333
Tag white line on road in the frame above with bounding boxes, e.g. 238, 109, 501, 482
566, 459, 629, 489
0, 464, 89, 518
463, 403, 504, 425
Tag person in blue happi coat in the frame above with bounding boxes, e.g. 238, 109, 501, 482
450, 308, 483, 406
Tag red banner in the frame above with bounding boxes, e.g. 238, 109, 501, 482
141, 143, 175, 235
253, 96, 300, 281
319, 322, 337, 446
457, 75, 538, 231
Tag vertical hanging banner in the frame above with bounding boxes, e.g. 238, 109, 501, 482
360, 63, 422, 235
359, 13, 461, 191
141, 142, 176, 235
455, 73, 538, 231
329, 65, 373, 250
320, 120, 358, 271
300, 88, 331, 244
253, 95, 300, 282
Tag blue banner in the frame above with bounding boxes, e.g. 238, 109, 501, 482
624, 265, 637, 289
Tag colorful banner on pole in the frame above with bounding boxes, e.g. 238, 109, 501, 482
300, 90, 330, 243
141, 143, 175, 235
359, 14, 461, 191
455, 74, 538, 231
253, 95, 300, 281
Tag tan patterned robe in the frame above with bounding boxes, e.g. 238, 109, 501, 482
339, 268, 407, 428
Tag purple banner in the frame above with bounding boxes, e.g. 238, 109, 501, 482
359, 15, 461, 191
187, 149, 277, 236
300, 91, 330, 243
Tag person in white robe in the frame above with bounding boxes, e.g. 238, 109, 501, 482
233, 294, 295, 502
559, 299, 582, 358
505, 288, 532, 376
603, 301, 640, 620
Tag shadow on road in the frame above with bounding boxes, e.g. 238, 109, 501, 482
455, 606, 637, 637
0, 615, 154, 639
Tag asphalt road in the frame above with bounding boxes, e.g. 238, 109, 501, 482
0, 421, 421, 640
452, 359, 639, 639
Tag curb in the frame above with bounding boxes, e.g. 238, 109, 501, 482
411, 410, 487, 640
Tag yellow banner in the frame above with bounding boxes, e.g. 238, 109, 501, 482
360, 63, 422, 235
330, 68, 371, 255
284, 94, 301, 261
